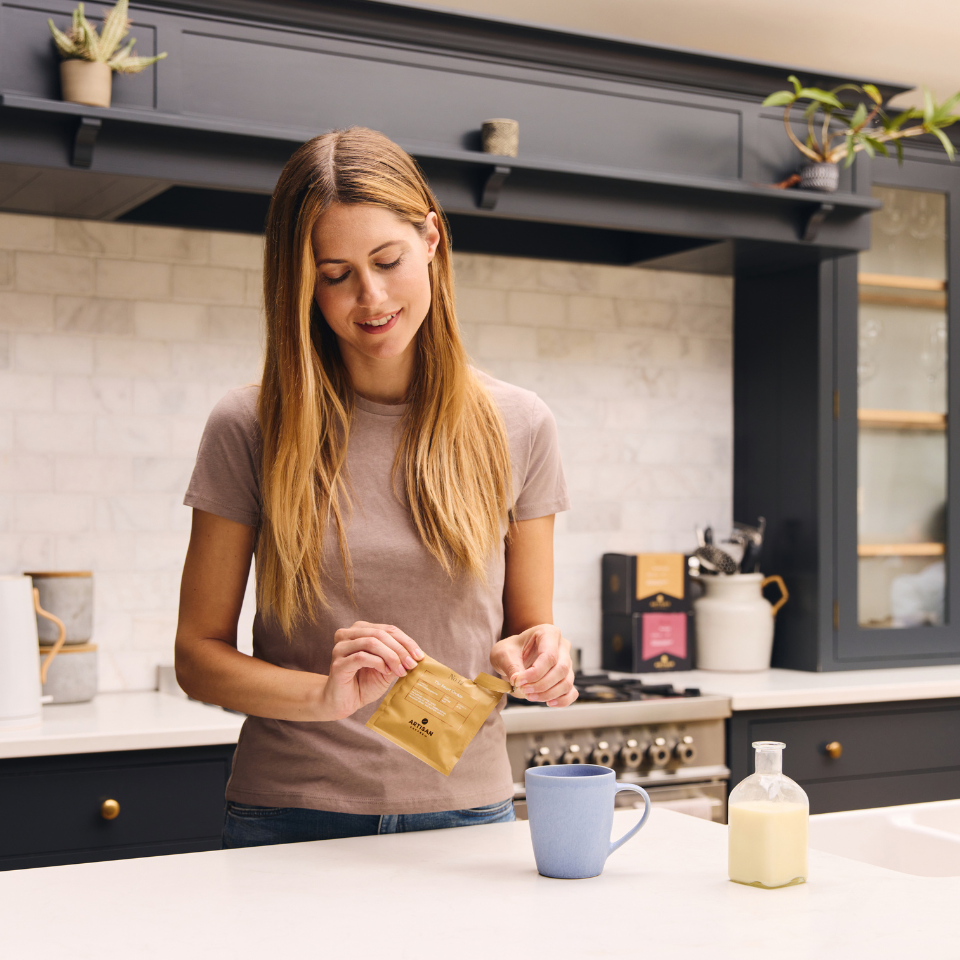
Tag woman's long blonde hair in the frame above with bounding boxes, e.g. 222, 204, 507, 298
258, 127, 513, 634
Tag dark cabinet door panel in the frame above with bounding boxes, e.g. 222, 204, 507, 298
805, 769, 960, 815
0, 746, 233, 869
747, 705, 960, 781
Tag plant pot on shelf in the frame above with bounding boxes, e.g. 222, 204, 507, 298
60, 60, 111, 108
799, 161, 840, 193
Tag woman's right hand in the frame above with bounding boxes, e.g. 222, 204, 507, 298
320, 621, 424, 721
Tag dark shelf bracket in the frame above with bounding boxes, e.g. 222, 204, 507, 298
800, 201, 835, 242
478, 164, 511, 210
72, 116, 102, 169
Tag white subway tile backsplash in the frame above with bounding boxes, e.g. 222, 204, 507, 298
95, 415, 170, 457
133, 301, 205, 341
13, 493, 93, 534
0, 214, 53, 252
15, 413, 94, 454
16, 252, 95, 295
55, 220, 133, 258
15, 333, 94, 375
0, 215, 732, 686
55, 376, 132, 415
55, 296, 133, 336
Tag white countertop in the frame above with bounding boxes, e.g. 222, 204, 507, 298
7, 660, 960, 762
0, 808, 953, 959
670, 663, 960, 711
0, 691, 244, 759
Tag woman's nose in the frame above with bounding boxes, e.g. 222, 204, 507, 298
355, 268, 386, 307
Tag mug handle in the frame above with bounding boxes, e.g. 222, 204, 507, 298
608, 782, 651, 857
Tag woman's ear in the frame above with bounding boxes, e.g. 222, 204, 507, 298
423, 210, 441, 262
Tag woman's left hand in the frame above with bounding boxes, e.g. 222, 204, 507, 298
490, 624, 578, 707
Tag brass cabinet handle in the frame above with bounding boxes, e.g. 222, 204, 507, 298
825, 741, 843, 760
100, 799, 120, 820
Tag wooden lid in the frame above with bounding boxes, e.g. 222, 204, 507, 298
24, 571, 93, 578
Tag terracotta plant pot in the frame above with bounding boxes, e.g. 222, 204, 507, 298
799, 161, 839, 193
60, 60, 112, 108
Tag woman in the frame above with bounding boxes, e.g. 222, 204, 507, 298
175, 127, 576, 848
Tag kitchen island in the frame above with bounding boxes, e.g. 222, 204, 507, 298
0, 807, 953, 959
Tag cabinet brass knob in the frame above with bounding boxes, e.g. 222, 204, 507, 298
100, 799, 120, 820
825, 741, 843, 760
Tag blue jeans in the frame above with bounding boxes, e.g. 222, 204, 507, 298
222, 797, 515, 848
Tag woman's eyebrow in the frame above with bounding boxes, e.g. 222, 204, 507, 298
316, 240, 402, 265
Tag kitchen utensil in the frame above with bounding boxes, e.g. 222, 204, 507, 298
704, 526, 714, 545
25, 571, 92, 645
0, 576, 66, 728
740, 540, 761, 574
525, 764, 651, 878
39, 643, 98, 704
694, 545, 739, 575
694, 573, 789, 671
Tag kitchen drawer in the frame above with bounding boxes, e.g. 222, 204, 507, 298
0, 745, 233, 868
747, 703, 960, 781
727, 698, 960, 814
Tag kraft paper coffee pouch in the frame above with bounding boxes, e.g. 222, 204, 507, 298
366, 654, 512, 776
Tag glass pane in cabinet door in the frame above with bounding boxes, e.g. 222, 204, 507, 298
858, 186, 947, 629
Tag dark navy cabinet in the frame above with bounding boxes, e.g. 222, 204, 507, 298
0, 745, 234, 871
728, 698, 960, 813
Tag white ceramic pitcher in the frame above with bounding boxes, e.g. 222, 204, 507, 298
693, 573, 788, 672
0, 576, 66, 729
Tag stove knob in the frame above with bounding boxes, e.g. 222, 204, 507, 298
620, 739, 643, 769
590, 740, 615, 767
528, 746, 554, 767
647, 737, 671, 767
561, 744, 584, 764
673, 735, 697, 764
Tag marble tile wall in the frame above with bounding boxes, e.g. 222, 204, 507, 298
454, 254, 733, 667
0, 212, 731, 686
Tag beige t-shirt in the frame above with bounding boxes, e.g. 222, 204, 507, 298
183, 370, 570, 814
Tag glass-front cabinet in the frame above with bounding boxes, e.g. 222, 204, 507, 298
857, 185, 948, 630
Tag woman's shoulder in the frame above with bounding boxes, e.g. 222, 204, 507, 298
472, 368, 552, 430
206, 384, 261, 439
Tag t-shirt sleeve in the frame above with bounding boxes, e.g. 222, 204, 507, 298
511, 395, 571, 522
183, 388, 261, 528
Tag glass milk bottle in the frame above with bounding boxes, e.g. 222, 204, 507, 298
728, 741, 808, 888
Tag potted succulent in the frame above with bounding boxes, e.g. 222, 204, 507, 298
763, 76, 960, 191
48, 0, 167, 109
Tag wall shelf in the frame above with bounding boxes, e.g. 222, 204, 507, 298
858, 543, 946, 557
857, 272, 946, 291
858, 409, 947, 430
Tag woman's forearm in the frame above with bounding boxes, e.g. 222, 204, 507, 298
175, 633, 332, 722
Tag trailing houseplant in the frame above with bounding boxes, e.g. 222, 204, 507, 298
763, 76, 960, 191
48, 0, 167, 109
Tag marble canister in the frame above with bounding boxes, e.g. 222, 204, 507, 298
25, 572, 93, 645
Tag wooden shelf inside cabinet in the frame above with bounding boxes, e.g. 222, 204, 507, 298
858, 273, 947, 310
858, 409, 947, 430
858, 543, 946, 557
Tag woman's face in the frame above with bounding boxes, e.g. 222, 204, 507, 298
311, 203, 440, 366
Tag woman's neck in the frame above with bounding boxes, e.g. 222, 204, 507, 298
340, 340, 415, 405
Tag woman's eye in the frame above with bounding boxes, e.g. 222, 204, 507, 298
376, 256, 404, 271
321, 272, 349, 286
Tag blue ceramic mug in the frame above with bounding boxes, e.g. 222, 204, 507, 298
525, 764, 651, 879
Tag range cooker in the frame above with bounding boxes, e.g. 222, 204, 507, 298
502, 674, 732, 823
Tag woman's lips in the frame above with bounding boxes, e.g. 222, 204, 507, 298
356, 309, 400, 335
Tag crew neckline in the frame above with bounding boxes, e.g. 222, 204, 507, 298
354, 394, 410, 417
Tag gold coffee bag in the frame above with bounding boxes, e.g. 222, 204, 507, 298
366, 654, 512, 776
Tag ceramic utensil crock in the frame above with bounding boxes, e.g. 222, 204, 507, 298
525, 764, 651, 878
694, 572, 788, 671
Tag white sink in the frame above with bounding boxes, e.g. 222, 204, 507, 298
809, 799, 960, 877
